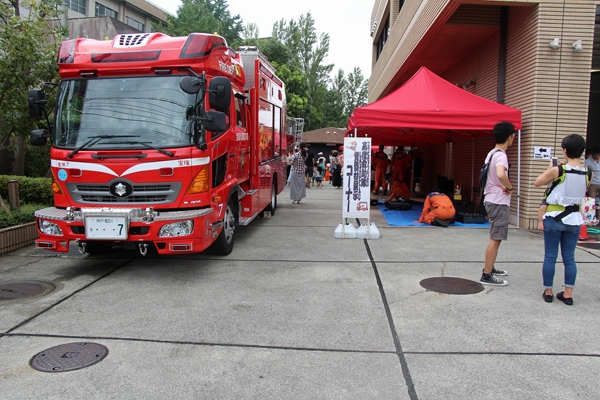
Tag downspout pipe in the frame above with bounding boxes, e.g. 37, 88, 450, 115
497, 6, 520, 227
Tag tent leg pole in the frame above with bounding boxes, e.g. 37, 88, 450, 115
471, 137, 475, 202
517, 129, 521, 228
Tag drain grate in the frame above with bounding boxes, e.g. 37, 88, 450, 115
420, 277, 484, 295
577, 242, 600, 250
0, 281, 55, 301
30, 342, 109, 372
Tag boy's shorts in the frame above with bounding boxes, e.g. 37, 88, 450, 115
485, 202, 510, 241
316, 177, 323, 182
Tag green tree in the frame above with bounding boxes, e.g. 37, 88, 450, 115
322, 69, 347, 128
0, 0, 66, 176
159, 0, 244, 48
272, 12, 333, 131
343, 67, 369, 117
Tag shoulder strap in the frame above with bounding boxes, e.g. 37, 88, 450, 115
544, 164, 591, 199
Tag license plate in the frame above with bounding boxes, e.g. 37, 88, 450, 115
85, 216, 128, 239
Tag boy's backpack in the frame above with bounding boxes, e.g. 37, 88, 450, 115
478, 149, 502, 189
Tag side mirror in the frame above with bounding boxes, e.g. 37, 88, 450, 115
208, 77, 231, 109
180, 76, 205, 97
28, 89, 46, 117
30, 129, 49, 146
205, 111, 227, 132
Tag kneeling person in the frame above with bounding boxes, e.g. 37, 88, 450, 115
418, 189, 455, 226
387, 178, 411, 202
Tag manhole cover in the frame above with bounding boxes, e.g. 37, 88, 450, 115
420, 277, 484, 295
0, 281, 55, 301
30, 342, 109, 372
577, 242, 600, 250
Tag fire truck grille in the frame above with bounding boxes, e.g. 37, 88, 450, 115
66, 182, 181, 204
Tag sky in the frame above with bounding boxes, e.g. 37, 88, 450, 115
148, 0, 374, 80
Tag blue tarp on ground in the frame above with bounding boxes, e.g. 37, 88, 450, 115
376, 203, 490, 228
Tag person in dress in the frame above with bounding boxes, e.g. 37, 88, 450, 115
289, 147, 307, 204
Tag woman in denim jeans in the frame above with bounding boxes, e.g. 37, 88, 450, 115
534, 134, 590, 305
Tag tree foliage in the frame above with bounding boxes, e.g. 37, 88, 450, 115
159, 0, 244, 48
271, 13, 334, 131
0, 0, 66, 175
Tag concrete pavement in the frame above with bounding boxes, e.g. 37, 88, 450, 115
1, 183, 599, 399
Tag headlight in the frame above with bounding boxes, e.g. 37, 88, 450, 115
158, 220, 194, 237
38, 220, 63, 236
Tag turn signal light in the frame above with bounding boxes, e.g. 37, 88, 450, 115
51, 174, 64, 195
186, 166, 209, 194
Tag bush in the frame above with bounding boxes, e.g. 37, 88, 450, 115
0, 175, 53, 205
0, 204, 39, 229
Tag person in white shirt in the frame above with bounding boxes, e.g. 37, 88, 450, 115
584, 145, 600, 198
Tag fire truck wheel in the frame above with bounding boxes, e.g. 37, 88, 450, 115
84, 242, 113, 255
264, 180, 277, 216
211, 199, 235, 255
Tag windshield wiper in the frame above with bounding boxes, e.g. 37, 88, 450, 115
67, 135, 140, 158
109, 141, 175, 157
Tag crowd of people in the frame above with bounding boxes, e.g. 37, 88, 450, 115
282, 127, 597, 305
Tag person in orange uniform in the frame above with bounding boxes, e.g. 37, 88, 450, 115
391, 147, 406, 182
386, 178, 411, 202
418, 189, 456, 226
372, 145, 389, 194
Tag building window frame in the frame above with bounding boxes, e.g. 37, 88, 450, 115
95, 3, 118, 19
126, 16, 145, 31
68, 0, 86, 15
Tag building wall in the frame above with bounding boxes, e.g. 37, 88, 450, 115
369, 0, 597, 228
65, 0, 167, 33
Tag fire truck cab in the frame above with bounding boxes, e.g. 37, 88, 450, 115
28, 33, 287, 256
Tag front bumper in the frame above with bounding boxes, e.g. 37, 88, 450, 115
34, 206, 217, 255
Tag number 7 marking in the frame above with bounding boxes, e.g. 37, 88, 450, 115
118, 224, 123, 235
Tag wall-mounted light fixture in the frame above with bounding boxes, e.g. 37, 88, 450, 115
459, 78, 477, 90
572, 40, 583, 51
549, 38, 561, 50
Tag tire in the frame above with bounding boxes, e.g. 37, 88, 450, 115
265, 180, 277, 216
210, 199, 236, 255
84, 241, 113, 255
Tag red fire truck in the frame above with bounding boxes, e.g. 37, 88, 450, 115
28, 33, 287, 256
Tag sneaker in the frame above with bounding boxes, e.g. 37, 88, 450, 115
491, 266, 507, 276
480, 273, 508, 286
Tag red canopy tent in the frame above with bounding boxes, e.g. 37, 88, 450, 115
346, 66, 521, 146
347, 67, 524, 225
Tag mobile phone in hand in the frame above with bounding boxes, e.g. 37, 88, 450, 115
551, 157, 558, 167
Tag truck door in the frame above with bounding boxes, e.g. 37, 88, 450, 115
233, 95, 250, 182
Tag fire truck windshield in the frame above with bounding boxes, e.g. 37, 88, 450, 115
55, 77, 197, 150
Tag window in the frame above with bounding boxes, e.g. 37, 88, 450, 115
95, 3, 117, 18
235, 97, 245, 128
126, 17, 144, 31
375, 18, 390, 61
68, 0, 86, 15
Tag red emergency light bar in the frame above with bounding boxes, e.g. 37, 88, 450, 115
91, 51, 161, 63
57, 39, 76, 64
180, 33, 227, 58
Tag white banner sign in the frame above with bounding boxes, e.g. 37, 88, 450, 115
342, 137, 372, 218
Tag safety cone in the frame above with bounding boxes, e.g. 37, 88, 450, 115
579, 225, 597, 242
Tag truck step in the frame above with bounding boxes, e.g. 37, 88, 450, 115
239, 213, 258, 226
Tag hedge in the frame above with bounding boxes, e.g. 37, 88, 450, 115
0, 175, 53, 206
0, 204, 39, 229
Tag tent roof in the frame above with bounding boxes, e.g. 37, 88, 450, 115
347, 67, 522, 146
